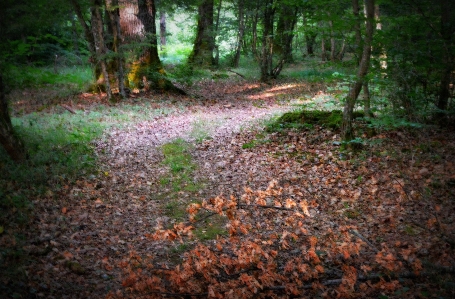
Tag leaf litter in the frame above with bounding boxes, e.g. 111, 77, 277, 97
2, 78, 455, 298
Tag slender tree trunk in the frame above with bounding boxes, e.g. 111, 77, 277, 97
0, 75, 27, 162
303, 13, 317, 57
260, 0, 275, 82
70, 0, 100, 79
250, 0, 260, 60
275, 4, 298, 63
106, 0, 126, 98
328, 18, 337, 61
321, 35, 327, 61
213, 0, 222, 65
159, 11, 167, 56
363, 81, 371, 116
341, 0, 375, 141
232, 0, 245, 67
352, 0, 362, 65
91, 0, 113, 101
188, 0, 215, 66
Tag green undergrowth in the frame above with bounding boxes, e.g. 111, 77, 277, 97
6, 64, 92, 90
266, 109, 364, 132
160, 138, 199, 192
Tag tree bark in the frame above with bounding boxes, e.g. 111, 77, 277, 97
69, 0, 101, 80
213, 0, 223, 65
159, 11, 166, 56
91, 0, 113, 101
0, 75, 27, 162
188, 0, 215, 66
275, 4, 298, 63
119, 0, 185, 94
259, 0, 275, 82
106, 0, 127, 98
352, 0, 362, 65
231, 0, 245, 67
341, 0, 375, 141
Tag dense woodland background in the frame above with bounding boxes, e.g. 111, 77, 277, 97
1, 0, 455, 298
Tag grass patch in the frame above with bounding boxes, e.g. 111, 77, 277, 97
194, 216, 228, 241
165, 200, 187, 222
6, 65, 92, 90
160, 138, 203, 193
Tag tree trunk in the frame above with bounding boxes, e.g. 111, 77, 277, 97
91, 0, 113, 101
106, 0, 127, 98
188, 0, 215, 66
329, 18, 337, 61
0, 75, 27, 162
305, 32, 317, 56
70, 0, 101, 80
119, 0, 185, 94
321, 35, 327, 61
275, 4, 298, 63
341, 0, 375, 142
303, 13, 317, 57
213, 0, 222, 65
159, 11, 167, 56
259, 0, 275, 82
352, 0, 362, 65
232, 0, 245, 67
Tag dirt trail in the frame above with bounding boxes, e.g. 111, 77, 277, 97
24, 80, 313, 298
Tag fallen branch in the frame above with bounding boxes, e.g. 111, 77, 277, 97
227, 69, 246, 79
239, 203, 294, 211
349, 229, 379, 252
61, 104, 76, 114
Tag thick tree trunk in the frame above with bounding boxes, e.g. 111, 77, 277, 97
120, 0, 185, 94
341, 0, 375, 141
188, 0, 215, 66
0, 75, 27, 162
232, 0, 245, 67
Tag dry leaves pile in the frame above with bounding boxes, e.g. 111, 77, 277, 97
3, 78, 455, 298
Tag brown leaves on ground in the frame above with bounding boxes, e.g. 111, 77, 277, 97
2, 78, 455, 298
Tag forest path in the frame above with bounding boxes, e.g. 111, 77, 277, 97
16, 79, 455, 299
26, 79, 323, 298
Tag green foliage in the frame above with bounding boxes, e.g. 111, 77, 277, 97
4, 65, 92, 90
162, 139, 195, 173
166, 63, 210, 86
266, 109, 358, 132
165, 200, 187, 221
194, 221, 228, 241
160, 139, 202, 193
